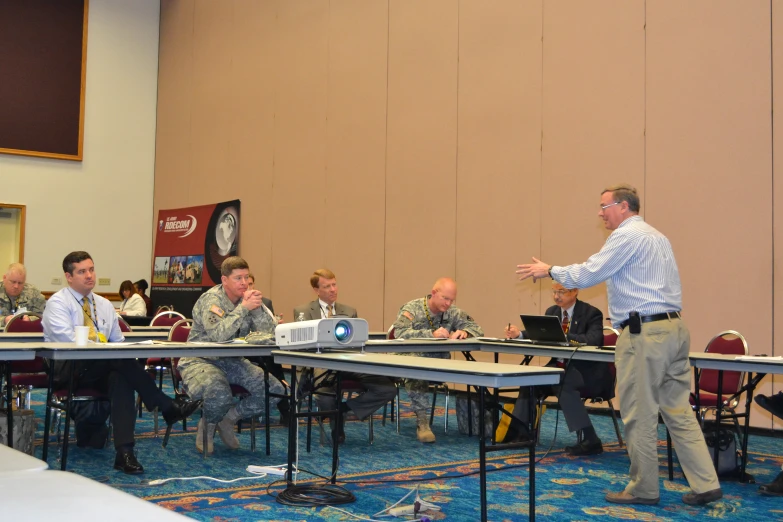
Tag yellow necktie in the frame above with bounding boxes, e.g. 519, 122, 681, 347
328, 304, 334, 318
82, 297, 98, 341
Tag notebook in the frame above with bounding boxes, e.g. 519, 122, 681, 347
519, 314, 583, 347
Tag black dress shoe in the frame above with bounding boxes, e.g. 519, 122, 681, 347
162, 396, 203, 448
114, 451, 144, 475
163, 396, 203, 425
760, 471, 783, 496
565, 438, 603, 456
755, 393, 783, 421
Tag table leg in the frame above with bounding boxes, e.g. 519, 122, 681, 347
264, 367, 271, 456
60, 363, 76, 471
286, 365, 298, 483
331, 373, 342, 484
740, 371, 756, 483
712, 371, 724, 471
4, 362, 12, 449
42, 370, 55, 461
479, 385, 488, 522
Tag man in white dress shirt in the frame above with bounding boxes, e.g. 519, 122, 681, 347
516, 184, 721, 507
43, 251, 200, 474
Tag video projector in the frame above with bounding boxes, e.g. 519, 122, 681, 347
275, 318, 369, 350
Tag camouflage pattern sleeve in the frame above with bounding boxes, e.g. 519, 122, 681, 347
247, 307, 276, 335
448, 307, 484, 337
189, 291, 249, 342
0, 287, 11, 316
23, 285, 46, 315
391, 299, 435, 339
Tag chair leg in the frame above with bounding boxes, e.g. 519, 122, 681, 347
369, 413, 374, 445
430, 389, 438, 426
250, 415, 256, 452
444, 388, 450, 433
153, 407, 159, 437
395, 387, 401, 434
607, 399, 624, 447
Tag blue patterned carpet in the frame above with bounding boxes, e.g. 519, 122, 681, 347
24, 384, 783, 521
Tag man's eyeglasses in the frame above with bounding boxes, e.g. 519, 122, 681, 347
600, 201, 621, 210
552, 290, 572, 297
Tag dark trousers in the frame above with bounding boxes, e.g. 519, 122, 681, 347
512, 364, 592, 433
316, 372, 397, 421
71, 359, 173, 450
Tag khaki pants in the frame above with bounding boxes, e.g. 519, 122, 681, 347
616, 318, 719, 498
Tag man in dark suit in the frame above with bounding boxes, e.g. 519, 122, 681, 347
504, 282, 609, 456
293, 269, 396, 444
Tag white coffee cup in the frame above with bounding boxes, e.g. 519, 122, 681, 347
74, 326, 90, 345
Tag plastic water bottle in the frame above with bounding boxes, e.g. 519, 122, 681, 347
297, 312, 305, 322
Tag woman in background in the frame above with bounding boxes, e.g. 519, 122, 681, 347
118, 280, 146, 316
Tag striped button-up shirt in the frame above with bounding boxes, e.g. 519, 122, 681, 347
550, 215, 682, 328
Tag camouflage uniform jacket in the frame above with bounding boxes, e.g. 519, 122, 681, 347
187, 284, 275, 356
0, 282, 46, 317
392, 296, 483, 339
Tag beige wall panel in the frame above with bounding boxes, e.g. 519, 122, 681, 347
187, 1, 236, 205
227, 0, 278, 297
541, 1, 645, 323
271, 0, 331, 319
323, 1, 388, 329
456, 0, 543, 337
773, 0, 783, 430
646, 1, 772, 428
154, 1, 195, 216
384, 0, 459, 328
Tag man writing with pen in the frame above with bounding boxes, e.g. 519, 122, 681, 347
392, 277, 483, 443
501, 281, 607, 454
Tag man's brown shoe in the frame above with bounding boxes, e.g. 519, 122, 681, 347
682, 488, 723, 505
605, 491, 659, 505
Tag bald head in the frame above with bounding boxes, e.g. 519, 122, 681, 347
3, 263, 27, 298
429, 277, 457, 314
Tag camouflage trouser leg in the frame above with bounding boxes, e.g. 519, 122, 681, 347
180, 357, 283, 423
402, 351, 451, 415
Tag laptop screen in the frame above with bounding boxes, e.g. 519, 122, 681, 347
519, 314, 569, 343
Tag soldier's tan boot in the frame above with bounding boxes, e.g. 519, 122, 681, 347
216, 406, 241, 450
415, 410, 436, 443
195, 418, 215, 455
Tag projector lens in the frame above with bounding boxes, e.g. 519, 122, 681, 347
334, 321, 352, 343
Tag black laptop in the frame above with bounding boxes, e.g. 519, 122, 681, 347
517, 314, 583, 347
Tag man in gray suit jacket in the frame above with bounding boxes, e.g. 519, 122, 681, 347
293, 269, 396, 444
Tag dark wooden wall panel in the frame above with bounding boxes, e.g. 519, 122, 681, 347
0, 0, 87, 160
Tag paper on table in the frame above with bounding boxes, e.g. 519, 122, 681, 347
735, 355, 783, 361
188, 338, 248, 345
109, 340, 155, 346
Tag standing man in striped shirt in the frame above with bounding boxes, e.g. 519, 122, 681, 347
516, 184, 721, 507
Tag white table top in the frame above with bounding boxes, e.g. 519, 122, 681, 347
0, 344, 38, 361
272, 350, 562, 388
0, 470, 188, 520
0, 331, 168, 342
478, 339, 614, 362
688, 352, 783, 374
0, 444, 48, 473
33, 341, 276, 360
363, 338, 481, 353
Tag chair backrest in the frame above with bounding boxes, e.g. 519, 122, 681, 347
117, 315, 132, 332
151, 311, 187, 327
700, 330, 748, 397
5, 312, 44, 333
168, 318, 193, 343
155, 305, 173, 314
602, 326, 619, 347
387, 325, 396, 340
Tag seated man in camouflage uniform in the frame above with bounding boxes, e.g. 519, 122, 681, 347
0, 263, 46, 324
392, 277, 483, 443
179, 256, 284, 454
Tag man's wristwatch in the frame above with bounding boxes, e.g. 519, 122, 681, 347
548, 267, 553, 279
